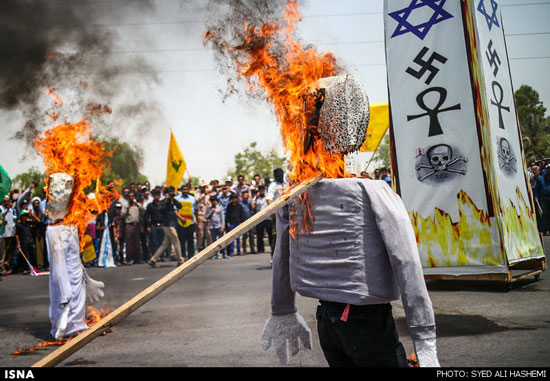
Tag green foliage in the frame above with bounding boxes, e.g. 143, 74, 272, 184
228, 141, 287, 181
515, 85, 550, 162
98, 137, 149, 188
11, 166, 46, 198
372, 131, 392, 169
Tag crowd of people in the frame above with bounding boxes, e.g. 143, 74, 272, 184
0, 168, 292, 276
4, 159, 550, 278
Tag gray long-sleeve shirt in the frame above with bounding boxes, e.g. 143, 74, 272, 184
271, 177, 436, 341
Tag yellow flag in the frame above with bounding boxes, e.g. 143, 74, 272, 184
360, 103, 389, 152
166, 129, 186, 189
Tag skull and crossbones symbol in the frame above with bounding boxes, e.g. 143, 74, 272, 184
415, 144, 468, 182
497, 137, 517, 173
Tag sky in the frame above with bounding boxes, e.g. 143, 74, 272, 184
0, 0, 548, 187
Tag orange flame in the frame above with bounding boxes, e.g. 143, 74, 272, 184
11, 306, 111, 355
11, 337, 72, 355
204, 0, 349, 184
34, 94, 119, 249
85, 305, 111, 326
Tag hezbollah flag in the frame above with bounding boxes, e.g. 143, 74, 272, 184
0, 165, 12, 200
360, 103, 389, 152
166, 129, 186, 189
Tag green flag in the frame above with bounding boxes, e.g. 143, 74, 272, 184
0, 165, 12, 200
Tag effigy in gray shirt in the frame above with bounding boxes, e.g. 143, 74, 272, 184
271, 177, 436, 341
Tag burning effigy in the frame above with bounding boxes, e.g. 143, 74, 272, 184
204, 0, 439, 367
34, 110, 118, 340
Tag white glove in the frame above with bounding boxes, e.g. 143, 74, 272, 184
414, 338, 441, 367
261, 312, 313, 365
84, 273, 105, 303
55, 303, 71, 340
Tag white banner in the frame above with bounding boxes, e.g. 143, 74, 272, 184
384, 0, 489, 221
384, 0, 503, 269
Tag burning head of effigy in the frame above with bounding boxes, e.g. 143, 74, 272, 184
46, 172, 75, 222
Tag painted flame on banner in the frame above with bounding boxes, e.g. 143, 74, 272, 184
411, 187, 543, 268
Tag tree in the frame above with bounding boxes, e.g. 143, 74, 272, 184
11, 166, 46, 198
98, 137, 149, 187
228, 141, 287, 181
515, 85, 550, 162
372, 131, 392, 169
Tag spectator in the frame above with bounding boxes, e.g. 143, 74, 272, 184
95, 209, 109, 262
266, 168, 284, 205
373, 168, 381, 180
252, 185, 272, 254
147, 188, 185, 267
264, 177, 271, 191
119, 186, 130, 207
266, 168, 285, 262
251, 174, 262, 192
110, 202, 125, 266
30, 196, 47, 270
234, 174, 250, 201
535, 169, 550, 235
0, 196, 16, 276
225, 193, 245, 256
240, 191, 255, 253
16, 182, 35, 217
217, 186, 231, 213
175, 184, 197, 260
121, 191, 145, 264
145, 189, 166, 262
225, 176, 235, 191
141, 187, 153, 209
13, 210, 35, 274
530, 165, 541, 190
206, 196, 226, 259
84, 212, 99, 267
195, 180, 213, 252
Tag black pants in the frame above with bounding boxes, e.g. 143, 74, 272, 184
177, 224, 195, 259
255, 219, 272, 252
316, 301, 408, 367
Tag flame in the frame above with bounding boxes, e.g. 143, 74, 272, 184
11, 306, 111, 355
407, 352, 419, 367
410, 190, 503, 267
34, 93, 119, 250
85, 305, 111, 326
204, 0, 349, 184
11, 337, 72, 355
410, 187, 543, 268
499, 188, 544, 262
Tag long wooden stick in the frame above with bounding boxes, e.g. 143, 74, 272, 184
32, 174, 323, 367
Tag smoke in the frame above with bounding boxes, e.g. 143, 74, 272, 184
203, 0, 294, 102
0, 0, 164, 152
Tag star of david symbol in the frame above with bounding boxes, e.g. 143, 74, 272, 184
477, 0, 500, 30
389, 0, 454, 40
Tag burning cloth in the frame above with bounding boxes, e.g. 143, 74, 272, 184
46, 224, 90, 339
44, 172, 106, 339
261, 75, 440, 366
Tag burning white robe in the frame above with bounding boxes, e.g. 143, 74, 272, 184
46, 224, 89, 338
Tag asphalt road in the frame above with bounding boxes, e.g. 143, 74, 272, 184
0, 237, 549, 368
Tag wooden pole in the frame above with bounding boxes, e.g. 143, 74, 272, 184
32, 173, 324, 367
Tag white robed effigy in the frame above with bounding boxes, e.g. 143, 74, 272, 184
46, 224, 89, 339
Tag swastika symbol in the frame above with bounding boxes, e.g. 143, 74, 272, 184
406, 47, 448, 84
485, 40, 501, 77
